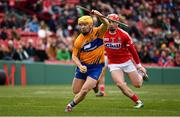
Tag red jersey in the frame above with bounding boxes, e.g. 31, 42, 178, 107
104, 28, 140, 64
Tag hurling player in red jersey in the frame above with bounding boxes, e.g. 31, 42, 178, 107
104, 14, 149, 108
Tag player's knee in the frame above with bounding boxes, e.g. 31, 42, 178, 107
73, 90, 79, 94
92, 83, 97, 89
80, 88, 89, 96
116, 82, 126, 89
116, 82, 128, 94
133, 83, 142, 88
72, 87, 81, 94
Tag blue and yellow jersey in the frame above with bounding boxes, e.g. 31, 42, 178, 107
73, 26, 105, 64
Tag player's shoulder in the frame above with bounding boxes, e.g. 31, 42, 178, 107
93, 26, 99, 30
76, 34, 84, 40
91, 26, 103, 38
117, 28, 131, 40
74, 34, 84, 47
117, 28, 129, 36
93, 26, 100, 33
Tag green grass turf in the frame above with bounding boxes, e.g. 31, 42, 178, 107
0, 85, 180, 116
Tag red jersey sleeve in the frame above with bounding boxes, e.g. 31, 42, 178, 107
124, 32, 141, 65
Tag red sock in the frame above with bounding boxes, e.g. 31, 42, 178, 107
100, 84, 105, 93
131, 94, 139, 103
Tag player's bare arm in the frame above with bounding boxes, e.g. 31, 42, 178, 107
72, 47, 87, 73
123, 32, 146, 74
91, 10, 109, 34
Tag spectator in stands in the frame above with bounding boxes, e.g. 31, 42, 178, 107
56, 43, 71, 61
42, 0, 53, 14
158, 49, 168, 66
8, 0, 15, 13
47, 14, 57, 33
11, 15, 21, 29
0, 27, 8, 40
174, 51, 180, 67
164, 56, 174, 67
27, 15, 39, 32
38, 20, 52, 45
0, 44, 4, 59
34, 39, 48, 62
33, 0, 43, 13
13, 44, 29, 61
11, 26, 20, 40
141, 46, 152, 63
165, 31, 174, 47
6, 15, 17, 29
0, 16, 6, 28
56, 25, 70, 46
3, 40, 16, 60
24, 21, 31, 32
152, 48, 160, 63
173, 31, 180, 50
46, 36, 57, 60
20, 15, 28, 29
135, 42, 144, 61
158, 48, 173, 67
25, 39, 36, 61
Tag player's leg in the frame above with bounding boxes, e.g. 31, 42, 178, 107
128, 71, 143, 88
123, 60, 143, 88
109, 62, 144, 108
73, 77, 97, 104
123, 62, 144, 108
65, 66, 87, 112
111, 69, 143, 108
96, 67, 106, 96
92, 80, 99, 93
72, 78, 85, 94
65, 63, 104, 112
96, 56, 108, 96
111, 69, 135, 98
127, 71, 144, 108
65, 77, 97, 112
65, 77, 85, 112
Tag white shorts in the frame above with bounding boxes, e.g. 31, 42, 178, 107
108, 60, 137, 73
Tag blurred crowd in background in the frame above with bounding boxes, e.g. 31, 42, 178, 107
0, 0, 179, 67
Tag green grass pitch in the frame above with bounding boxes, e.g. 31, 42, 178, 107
0, 85, 180, 116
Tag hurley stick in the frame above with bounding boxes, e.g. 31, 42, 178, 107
76, 5, 129, 28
